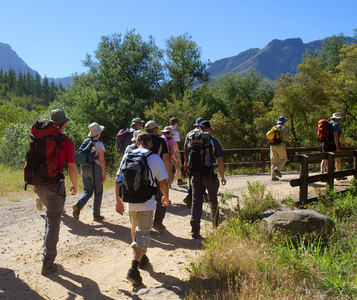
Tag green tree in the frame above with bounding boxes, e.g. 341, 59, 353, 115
164, 33, 210, 99
271, 58, 333, 146
81, 30, 164, 134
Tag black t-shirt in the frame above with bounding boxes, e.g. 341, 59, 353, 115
150, 135, 169, 157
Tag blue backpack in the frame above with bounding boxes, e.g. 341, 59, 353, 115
75, 138, 97, 165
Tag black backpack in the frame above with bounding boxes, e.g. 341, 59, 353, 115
75, 138, 97, 165
119, 151, 157, 203
24, 120, 63, 190
187, 131, 214, 174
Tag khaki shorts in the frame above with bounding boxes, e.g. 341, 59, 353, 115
129, 210, 154, 252
172, 151, 182, 169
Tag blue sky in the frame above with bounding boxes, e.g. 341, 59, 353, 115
1, 0, 356, 78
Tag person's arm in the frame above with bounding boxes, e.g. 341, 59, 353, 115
158, 178, 170, 207
98, 150, 107, 183
340, 133, 347, 148
169, 144, 177, 161
115, 174, 125, 215
173, 141, 180, 153
162, 153, 173, 183
67, 162, 78, 195
216, 157, 226, 186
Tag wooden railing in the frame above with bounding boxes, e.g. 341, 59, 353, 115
290, 150, 357, 204
180, 146, 354, 169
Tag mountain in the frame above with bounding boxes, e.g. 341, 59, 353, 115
0, 42, 38, 77
207, 37, 352, 80
0, 42, 72, 87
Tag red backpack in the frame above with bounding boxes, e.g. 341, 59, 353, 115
24, 120, 63, 190
317, 119, 330, 142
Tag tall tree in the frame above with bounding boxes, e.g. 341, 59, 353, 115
164, 33, 210, 99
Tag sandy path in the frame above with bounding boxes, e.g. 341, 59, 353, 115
0, 172, 351, 299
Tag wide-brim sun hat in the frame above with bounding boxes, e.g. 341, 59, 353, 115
330, 112, 344, 119
131, 118, 144, 126
131, 130, 143, 142
88, 122, 105, 137
161, 126, 175, 136
51, 109, 70, 124
277, 116, 288, 124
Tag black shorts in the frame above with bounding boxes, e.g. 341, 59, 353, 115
322, 142, 337, 153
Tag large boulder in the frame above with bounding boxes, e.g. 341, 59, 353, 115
262, 207, 334, 238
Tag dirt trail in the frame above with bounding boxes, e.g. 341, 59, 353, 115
0, 172, 351, 299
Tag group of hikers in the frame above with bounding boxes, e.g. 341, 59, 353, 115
26, 108, 346, 285
26, 109, 226, 285
267, 112, 348, 181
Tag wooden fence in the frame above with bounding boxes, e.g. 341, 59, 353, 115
290, 150, 357, 204
181, 146, 354, 169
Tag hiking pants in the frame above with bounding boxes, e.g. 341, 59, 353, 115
191, 172, 220, 235
270, 143, 287, 178
35, 180, 66, 265
154, 182, 166, 225
77, 163, 103, 216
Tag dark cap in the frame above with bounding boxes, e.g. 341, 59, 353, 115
51, 109, 70, 124
199, 120, 211, 130
193, 117, 204, 127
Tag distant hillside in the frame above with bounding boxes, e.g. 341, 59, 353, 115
0, 42, 72, 87
207, 37, 353, 80
0, 42, 38, 77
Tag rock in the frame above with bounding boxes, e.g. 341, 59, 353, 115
262, 207, 334, 238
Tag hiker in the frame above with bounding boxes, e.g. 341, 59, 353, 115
161, 126, 177, 174
116, 118, 144, 154
186, 120, 226, 239
33, 109, 78, 275
124, 129, 143, 155
73, 122, 106, 221
169, 117, 186, 186
115, 132, 169, 286
183, 117, 206, 208
320, 112, 348, 178
269, 116, 292, 181
145, 121, 173, 231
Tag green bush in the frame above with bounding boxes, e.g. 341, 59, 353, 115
0, 122, 30, 168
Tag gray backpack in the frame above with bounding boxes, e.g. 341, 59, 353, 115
119, 151, 157, 203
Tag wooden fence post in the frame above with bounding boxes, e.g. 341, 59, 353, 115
327, 152, 335, 189
354, 150, 357, 181
300, 154, 309, 204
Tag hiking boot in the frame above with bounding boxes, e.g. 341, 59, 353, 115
177, 179, 187, 186
153, 223, 166, 231
273, 169, 282, 178
41, 262, 58, 276
139, 254, 150, 269
271, 177, 279, 181
72, 205, 81, 220
36, 198, 43, 211
93, 215, 105, 221
183, 196, 192, 208
126, 267, 142, 285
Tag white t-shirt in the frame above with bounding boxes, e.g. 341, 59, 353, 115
117, 148, 168, 211
169, 125, 180, 142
